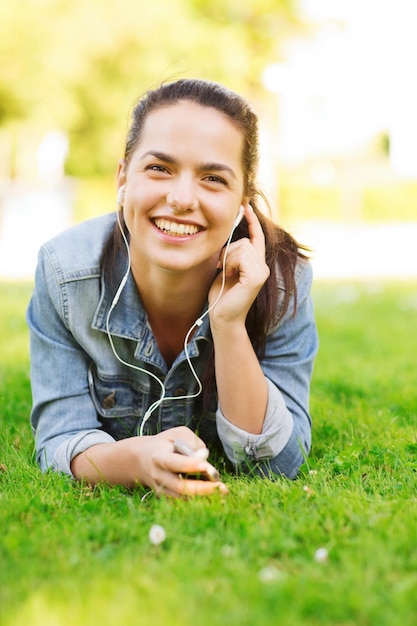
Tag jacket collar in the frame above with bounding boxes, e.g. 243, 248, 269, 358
92, 251, 211, 356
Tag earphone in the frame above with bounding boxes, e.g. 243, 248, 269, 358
234, 205, 245, 227
106, 195, 245, 436
117, 185, 125, 205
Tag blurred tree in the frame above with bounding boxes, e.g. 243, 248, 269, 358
189, 0, 298, 91
0, 0, 299, 178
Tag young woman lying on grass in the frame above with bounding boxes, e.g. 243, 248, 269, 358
27, 78, 318, 497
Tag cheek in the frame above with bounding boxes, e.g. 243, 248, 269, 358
212, 204, 240, 235
123, 186, 154, 223
121, 198, 142, 234
121, 208, 133, 236
215, 219, 237, 247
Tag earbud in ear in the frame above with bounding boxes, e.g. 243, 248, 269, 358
233, 205, 245, 228
117, 185, 125, 206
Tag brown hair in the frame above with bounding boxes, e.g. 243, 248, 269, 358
102, 78, 307, 365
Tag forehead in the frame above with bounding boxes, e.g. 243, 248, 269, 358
136, 101, 244, 168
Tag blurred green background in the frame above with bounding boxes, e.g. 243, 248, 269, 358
1, 0, 416, 278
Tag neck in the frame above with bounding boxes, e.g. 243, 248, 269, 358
132, 262, 216, 326
131, 264, 216, 368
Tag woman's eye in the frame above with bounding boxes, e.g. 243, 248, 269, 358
204, 175, 227, 185
146, 164, 169, 173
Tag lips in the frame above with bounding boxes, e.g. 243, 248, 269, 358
153, 218, 202, 236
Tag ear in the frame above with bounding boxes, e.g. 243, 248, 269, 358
117, 158, 126, 186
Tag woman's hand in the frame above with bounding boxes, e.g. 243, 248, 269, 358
136, 427, 228, 497
71, 426, 228, 497
208, 205, 270, 329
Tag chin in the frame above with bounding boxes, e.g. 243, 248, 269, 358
155, 251, 214, 274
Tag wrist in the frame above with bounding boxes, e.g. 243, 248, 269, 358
209, 314, 248, 337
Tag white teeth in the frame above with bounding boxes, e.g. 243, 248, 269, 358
154, 218, 200, 236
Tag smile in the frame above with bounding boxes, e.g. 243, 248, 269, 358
153, 218, 202, 236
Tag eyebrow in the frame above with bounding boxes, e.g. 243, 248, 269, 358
139, 150, 238, 180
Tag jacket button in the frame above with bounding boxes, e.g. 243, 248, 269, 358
102, 391, 116, 408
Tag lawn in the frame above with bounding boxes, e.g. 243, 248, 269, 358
1, 280, 416, 626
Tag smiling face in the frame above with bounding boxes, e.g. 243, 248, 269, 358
118, 100, 246, 280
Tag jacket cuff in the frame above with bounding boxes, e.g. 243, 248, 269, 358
216, 378, 293, 465
52, 430, 116, 476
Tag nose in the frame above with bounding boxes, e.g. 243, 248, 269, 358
166, 175, 199, 212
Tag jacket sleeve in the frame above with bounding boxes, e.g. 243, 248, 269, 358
216, 259, 318, 479
27, 246, 115, 475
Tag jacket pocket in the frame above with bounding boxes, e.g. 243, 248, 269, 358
88, 364, 149, 440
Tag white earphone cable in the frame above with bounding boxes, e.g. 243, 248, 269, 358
106, 209, 166, 435
106, 203, 238, 436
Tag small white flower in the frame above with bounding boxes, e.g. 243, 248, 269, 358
258, 565, 282, 583
314, 547, 329, 563
149, 524, 166, 545
221, 545, 235, 557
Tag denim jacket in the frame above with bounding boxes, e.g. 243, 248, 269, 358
27, 213, 318, 479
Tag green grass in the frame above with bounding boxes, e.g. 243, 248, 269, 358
1, 281, 416, 626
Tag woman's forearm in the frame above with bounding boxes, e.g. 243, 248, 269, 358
70, 439, 142, 487
212, 322, 268, 434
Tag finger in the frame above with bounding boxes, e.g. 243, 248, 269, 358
173, 439, 209, 460
154, 484, 181, 498
177, 478, 229, 497
156, 452, 213, 476
155, 473, 228, 498
156, 445, 221, 483
221, 239, 257, 279
244, 205, 266, 257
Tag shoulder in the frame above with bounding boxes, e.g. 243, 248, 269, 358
39, 213, 117, 281
270, 255, 314, 330
275, 255, 313, 294
294, 256, 313, 293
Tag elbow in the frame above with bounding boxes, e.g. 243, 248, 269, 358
248, 428, 310, 480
